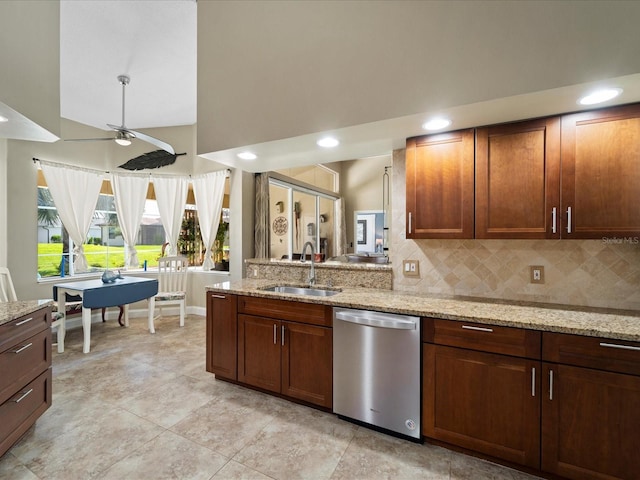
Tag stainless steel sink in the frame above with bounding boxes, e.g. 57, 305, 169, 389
261, 285, 341, 297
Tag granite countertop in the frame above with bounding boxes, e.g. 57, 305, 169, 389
206, 280, 640, 342
0, 300, 53, 327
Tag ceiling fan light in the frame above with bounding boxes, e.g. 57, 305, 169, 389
115, 131, 131, 146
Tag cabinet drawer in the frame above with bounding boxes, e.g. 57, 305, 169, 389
543, 332, 640, 376
0, 307, 50, 353
423, 318, 541, 359
0, 328, 51, 405
0, 368, 52, 457
238, 296, 332, 327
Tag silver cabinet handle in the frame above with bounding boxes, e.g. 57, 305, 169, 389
210, 294, 226, 299
273, 324, 277, 344
600, 342, 640, 352
531, 367, 536, 397
408, 212, 412, 234
11, 342, 33, 354
462, 325, 493, 333
15, 317, 34, 326
13, 388, 33, 403
281, 325, 285, 346
549, 369, 554, 401
566, 206, 572, 234
551, 207, 557, 234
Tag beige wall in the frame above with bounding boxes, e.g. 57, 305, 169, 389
0, 138, 6, 267
0, 1, 60, 137
390, 149, 640, 310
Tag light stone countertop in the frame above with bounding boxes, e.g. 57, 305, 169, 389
0, 300, 53, 327
206, 279, 640, 342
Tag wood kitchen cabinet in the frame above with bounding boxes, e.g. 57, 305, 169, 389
475, 117, 561, 239
206, 292, 237, 380
406, 129, 475, 239
422, 318, 541, 468
560, 103, 640, 239
236, 296, 333, 408
541, 332, 640, 480
0, 306, 52, 457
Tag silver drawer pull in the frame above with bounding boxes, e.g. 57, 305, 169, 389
599, 342, 640, 352
13, 388, 33, 403
549, 370, 554, 401
15, 317, 34, 326
462, 325, 493, 333
11, 342, 33, 354
551, 207, 557, 234
531, 367, 536, 397
210, 294, 226, 299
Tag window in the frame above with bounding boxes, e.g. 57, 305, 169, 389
37, 172, 231, 278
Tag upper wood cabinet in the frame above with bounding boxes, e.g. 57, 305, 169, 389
475, 117, 561, 239
561, 103, 640, 239
406, 129, 475, 239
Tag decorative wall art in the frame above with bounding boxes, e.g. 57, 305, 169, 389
357, 219, 367, 244
273, 216, 288, 236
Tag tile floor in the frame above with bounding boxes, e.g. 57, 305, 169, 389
1, 314, 543, 480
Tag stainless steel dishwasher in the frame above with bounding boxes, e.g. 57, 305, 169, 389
333, 307, 421, 440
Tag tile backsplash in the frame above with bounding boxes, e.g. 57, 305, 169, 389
391, 149, 640, 310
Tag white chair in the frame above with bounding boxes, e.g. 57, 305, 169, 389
147, 256, 188, 333
0, 267, 66, 353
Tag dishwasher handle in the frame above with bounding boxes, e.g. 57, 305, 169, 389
335, 311, 416, 330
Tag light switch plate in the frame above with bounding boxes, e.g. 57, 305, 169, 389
403, 260, 420, 277
530, 265, 544, 284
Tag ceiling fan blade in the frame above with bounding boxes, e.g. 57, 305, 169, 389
65, 137, 115, 142
125, 128, 176, 155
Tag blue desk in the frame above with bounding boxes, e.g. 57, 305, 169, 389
53, 276, 158, 353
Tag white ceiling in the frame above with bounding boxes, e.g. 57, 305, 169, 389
60, 0, 197, 131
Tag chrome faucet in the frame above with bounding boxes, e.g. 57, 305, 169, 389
301, 241, 316, 286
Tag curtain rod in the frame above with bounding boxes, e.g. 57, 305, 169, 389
32, 158, 230, 179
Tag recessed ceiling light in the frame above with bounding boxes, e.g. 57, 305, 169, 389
0, 115, 8, 123
578, 88, 622, 106
317, 137, 339, 148
237, 151, 257, 160
422, 118, 451, 131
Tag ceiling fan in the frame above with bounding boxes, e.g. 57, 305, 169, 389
65, 75, 175, 154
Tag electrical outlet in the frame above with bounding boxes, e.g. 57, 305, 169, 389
530, 265, 544, 284
403, 260, 420, 277
252, 266, 259, 278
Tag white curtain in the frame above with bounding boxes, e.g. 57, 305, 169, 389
40, 162, 103, 273
111, 173, 149, 269
152, 175, 188, 256
193, 170, 227, 270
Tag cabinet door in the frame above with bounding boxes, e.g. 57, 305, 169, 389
281, 321, 332, 408
237, 315, 281, 393
542, 363, 640, 480
406, 129, 475, 239
423, 344, 540, 468
561, 103, 640, 238
475, 117, 560, 238
206, 292, 237, 380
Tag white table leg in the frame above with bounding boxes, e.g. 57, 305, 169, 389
82, 306, 92, 353
124, 304, 130, 327
148, 297, 156, 334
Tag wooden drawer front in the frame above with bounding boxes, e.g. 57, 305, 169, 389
543, 332, 640, 376
0, 328, 51, 405
423, 318, 541, 359
0, 307, 50, 353
238, 296, 331, 327
0, 368, 52, 457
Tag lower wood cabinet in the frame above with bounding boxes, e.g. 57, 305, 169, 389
238, 313, 333, 408
0, 306, 52, 457
422, 318, 542, 468
206, 292, 237, 380
206, 292, 333, 409
541, 333, 640, 480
